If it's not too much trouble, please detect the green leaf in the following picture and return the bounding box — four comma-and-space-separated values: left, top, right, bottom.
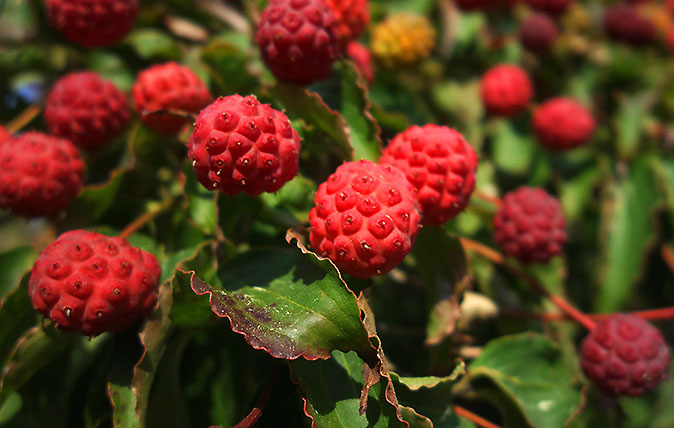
337, 61, 382, 162
0, 246, 36, 300
190, 245, 376, 361
127, 29, 180, 60
0, 276, 39, 366
597, 157, 659, 312
201, 34, 259, 95
468, 333, 582, 428
614, 93, 649, 160
290, 350, 408, 428
491, 120, 535, 176
181, 160, 218, 235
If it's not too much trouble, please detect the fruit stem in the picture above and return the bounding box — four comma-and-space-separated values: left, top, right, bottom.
6, 105, 41, 134
119, 197, 178, 240
459, 237, 596, 331
230, 382, 272, 428
502, 306, 674, 322
141, 108, 197, 122
454, 405, 502, 428
473, 189, 501, 207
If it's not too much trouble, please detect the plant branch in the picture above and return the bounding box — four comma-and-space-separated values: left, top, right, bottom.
230, 382, 272, 428
119, 197, 178, 240
459, 237, 596, 331
501, 306, 674, 322
473, 189, 501, 207
6, 104, 41, 134
454, 405, 502, 428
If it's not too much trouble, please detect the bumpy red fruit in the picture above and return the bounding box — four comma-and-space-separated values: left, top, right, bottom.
533, 97, 595, 151
520, 13, 559, 53
524, 0, 573, 16
480, 64, 533, 117
347, 42, 375, 85
325, 0, 369, 47
45, 0, 138, 48
29, 230, 161, 336
581, 314, 670, 397
309, 160, 421, 279
188, 95, 301, 196
133, 62, 212, 135
380, 125, 478, 226
45, 71, 130, 151
256, 0, 341, 85
604, 4, 656, 46
493, 187, 566, 264
0, 132, 84, 217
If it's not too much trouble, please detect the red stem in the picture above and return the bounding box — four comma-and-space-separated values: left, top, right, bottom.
119, 197, 176, 240
502, 306, 674, 323
454, 405, 502, 428
231, 384, 272, 428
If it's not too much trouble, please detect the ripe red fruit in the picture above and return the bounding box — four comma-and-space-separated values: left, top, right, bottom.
132, 62, 212, 136
480, 64, 534, 117
325, 0, 369, 47
604, 4, 656, 46
520, 13, 559, 53
188, 95, 301, 196
346, 42, 375, 85
454, 0, 496, 11
380, 125, 478, 226
493, 187, 566, 264
45, 0, 138, 48
45, 71, 131, 151
524, 0, 573, 16
309, 160, 421, 279
0, 132, 84, 217
581, 314, 670, 397
256, 0, 341, 85
532, 97, 596, 151
29, 230, 161, 337
0, 125, 9, 143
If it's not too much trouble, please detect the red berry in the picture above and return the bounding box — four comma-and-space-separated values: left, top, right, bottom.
132, 62, 212, 136
604, 4, 656, 46
309, 160, 421, 279
188, 95, 301, 196
532, 97, 596, 151
0, 132, 84, 217
493, 187, 566, 264
256, 0, 341, 85
581, 314, 670, 397
0, 125, 9, 143
45, 71, 131, 151
325, 0, 370, 47
454, 0, 496, 11
346, 42, 375, 85
45, 0, 138, 48
524, 0, 573, 16
480, 64, 534, 117
29, 230, 161, 337
520, 13, 559, 53
380, 125, 478, 226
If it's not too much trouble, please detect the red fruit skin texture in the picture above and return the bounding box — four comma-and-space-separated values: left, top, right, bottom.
533, 97, 596, 151
493, 187, 566, 264
188, 95, 301, 196
0, 132, 84, 217
45, 71, 131, 151
325, 0, 369, 47
454, 0, 496, 11
309, 160, 421, 279
346, 42, 375, 85
256, 0, 341, 85
604, 4, 656, 46
480, 64, 534, 117
29, 230, 161, 337
133, 62, 212, 136
520, 13, 559, 53
45, 0, 138, 48
380, 125, 478, 226
581, 314, 670, 397
524, 0, 573, 16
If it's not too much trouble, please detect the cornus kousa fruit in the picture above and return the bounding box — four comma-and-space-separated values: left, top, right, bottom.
0, 125, 8, 143
520, 13, 559, 53
256, 0, 341, 85
0, 132, 84, 217
346, 42, 375, 85
604, 4, 656, 46
581, 314, 670, 397
133, 62, 212, 135
480, 64, 533, 117
524, 0, 573, 16
45, 0, 138, 48
45, 71, 130, 151
325, 0, 369, 47
533, 97, 596, 151
371, 13, 436, 69
380, 125, 478, 226
29, 230, 161, 337
493, 187, 566, 264
188, 95, 301, 196
309, 160, 421, 279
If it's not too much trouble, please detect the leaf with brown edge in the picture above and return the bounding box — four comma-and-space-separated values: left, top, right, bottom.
189, 231, 376, 362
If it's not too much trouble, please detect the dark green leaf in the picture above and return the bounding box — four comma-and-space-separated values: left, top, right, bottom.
0, 247, 36, 300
